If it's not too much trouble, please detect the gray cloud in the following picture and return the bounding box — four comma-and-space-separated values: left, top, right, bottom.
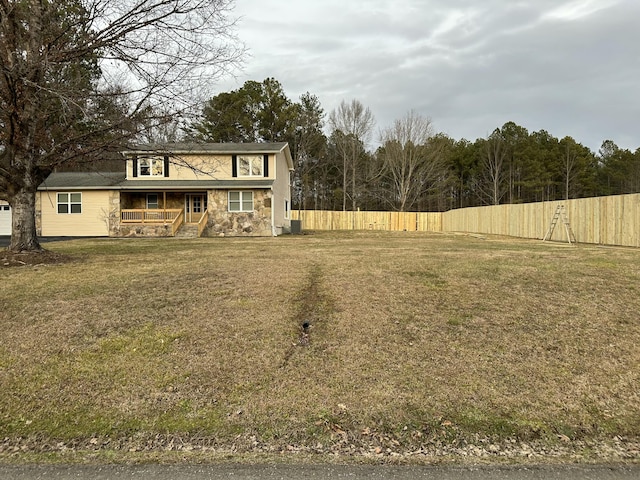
220, 0, 640, 152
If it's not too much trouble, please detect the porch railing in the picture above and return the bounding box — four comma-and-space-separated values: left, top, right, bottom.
121, 209, 183, 224
170, 210, 185, 236
197, 210, 209, 237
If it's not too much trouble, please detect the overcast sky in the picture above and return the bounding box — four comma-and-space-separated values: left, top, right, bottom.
218, 0, 640, 153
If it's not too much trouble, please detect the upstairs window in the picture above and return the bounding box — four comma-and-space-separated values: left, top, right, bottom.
133, 156, 169, 177
139, 157, 164, 176
233, 154, 268, 177
57, 193, 82, 214
239, 155, 262, 176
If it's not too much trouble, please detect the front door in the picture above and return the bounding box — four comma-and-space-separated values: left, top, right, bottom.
185, 194, 206, 223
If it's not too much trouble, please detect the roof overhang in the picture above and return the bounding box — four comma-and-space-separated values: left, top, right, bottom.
37, 173, 274, 191
122, 142, 295, 172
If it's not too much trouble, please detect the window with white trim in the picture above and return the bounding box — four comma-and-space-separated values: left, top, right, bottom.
238, 155, 263, 177
228, 191, 253, 212
284, 199, 290, 219
147, 194, 159, 209
57, 193, 82, 214
139, 156, 164, 177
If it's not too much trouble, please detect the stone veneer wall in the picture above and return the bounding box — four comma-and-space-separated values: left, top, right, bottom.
108, 191, 120, 236
108, 189, 274, 237
116, 223, 174, 237
35, 193, 42, 236
206, 189, 273, 236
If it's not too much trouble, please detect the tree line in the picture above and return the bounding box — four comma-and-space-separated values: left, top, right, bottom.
1, 0, 637, 252
186, 78, 640, 212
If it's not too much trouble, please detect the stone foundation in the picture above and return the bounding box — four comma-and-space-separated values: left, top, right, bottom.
114, 223, 174, 237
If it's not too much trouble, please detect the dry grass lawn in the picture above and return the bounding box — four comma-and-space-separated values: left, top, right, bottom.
0, 231, 638, 460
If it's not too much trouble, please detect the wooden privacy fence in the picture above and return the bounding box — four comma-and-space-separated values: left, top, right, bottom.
291, 193, 640, 247
292, 210, 442, 232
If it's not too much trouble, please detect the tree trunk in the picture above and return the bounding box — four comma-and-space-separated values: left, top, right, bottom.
342, 154, 347, 211
8, 189, 43, 252
351, 160, 357, 212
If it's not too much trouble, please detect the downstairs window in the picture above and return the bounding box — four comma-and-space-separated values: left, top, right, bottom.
228, 191, 254, 212
57, 193, 82, 214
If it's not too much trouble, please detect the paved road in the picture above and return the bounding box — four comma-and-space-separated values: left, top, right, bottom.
0, 464, 638, 480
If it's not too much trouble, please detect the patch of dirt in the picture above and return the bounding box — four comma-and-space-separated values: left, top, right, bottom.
1, 249, 75, 268
0, 432, 638, 464
281, 263, 334, 367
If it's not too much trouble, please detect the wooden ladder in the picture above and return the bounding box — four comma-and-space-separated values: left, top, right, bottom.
543, 204, 576, 244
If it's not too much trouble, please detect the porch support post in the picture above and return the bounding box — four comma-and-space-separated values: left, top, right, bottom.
163, 191, 167, 224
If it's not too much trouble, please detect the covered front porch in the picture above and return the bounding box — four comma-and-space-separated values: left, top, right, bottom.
118, 191, 209, 237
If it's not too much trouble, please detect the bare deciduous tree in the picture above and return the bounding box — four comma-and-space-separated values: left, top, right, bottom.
378, 111, 448, 212
0, 0, 244, 251
480, 130, 508, 205
328, 99, 374, 211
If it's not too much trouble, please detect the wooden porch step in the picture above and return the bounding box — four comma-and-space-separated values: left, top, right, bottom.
175, 223, 199, 238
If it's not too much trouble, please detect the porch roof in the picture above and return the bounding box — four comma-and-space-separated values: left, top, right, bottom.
38, 172, 274, 191
119, 179, 274, 190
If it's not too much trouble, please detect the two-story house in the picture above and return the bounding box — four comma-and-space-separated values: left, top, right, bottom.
36, 143, 294, 237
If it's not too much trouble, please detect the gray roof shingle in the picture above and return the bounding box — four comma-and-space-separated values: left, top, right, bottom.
39, 172, 125, 189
